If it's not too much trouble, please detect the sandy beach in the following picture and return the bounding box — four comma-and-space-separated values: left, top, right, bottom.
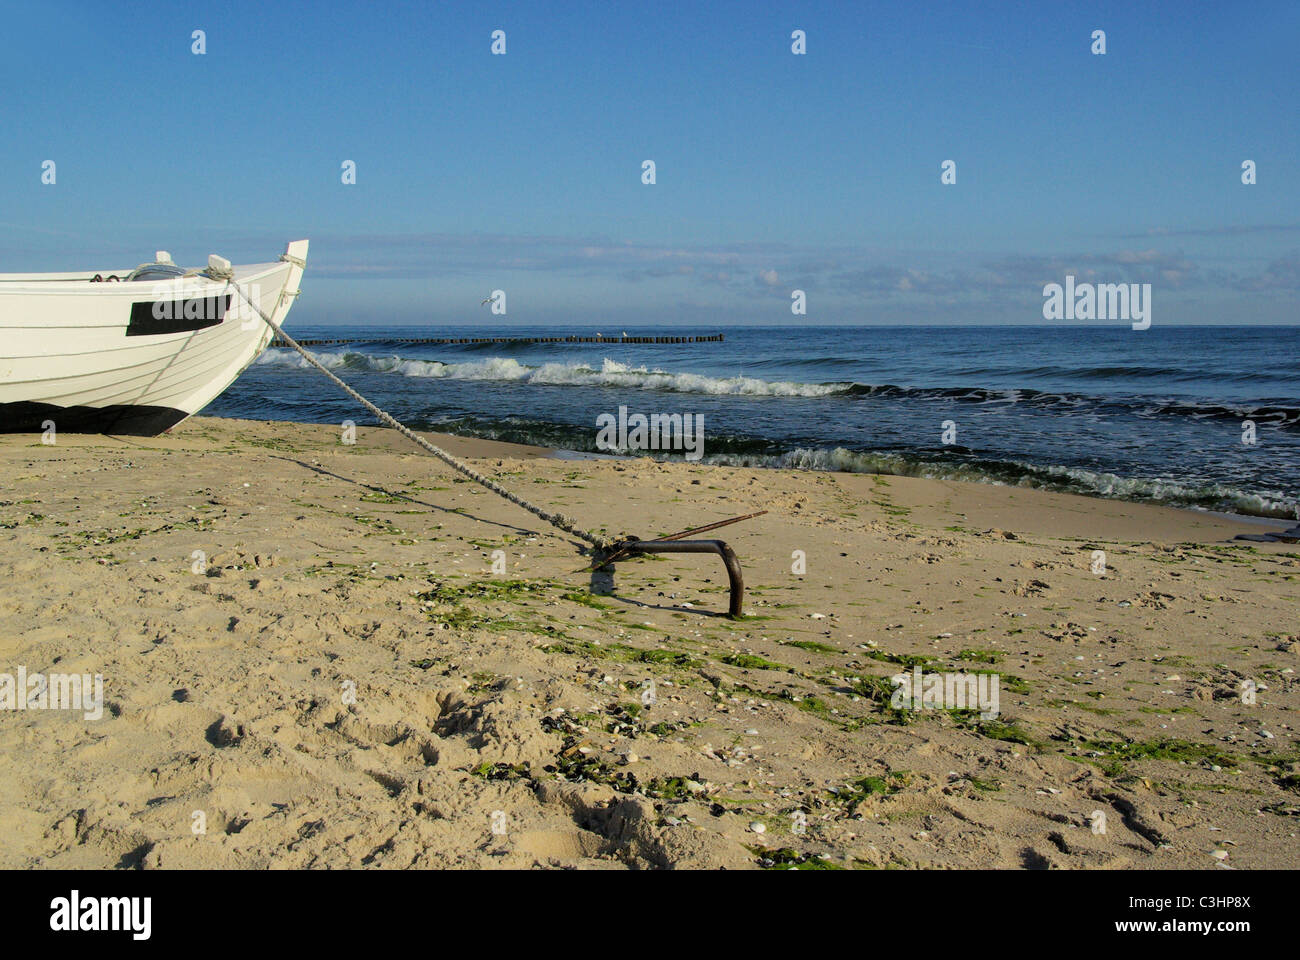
1, 415, 1297, 869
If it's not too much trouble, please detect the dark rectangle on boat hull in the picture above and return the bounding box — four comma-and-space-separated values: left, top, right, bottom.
0, 401, 189, 436
126, 295, 231, 336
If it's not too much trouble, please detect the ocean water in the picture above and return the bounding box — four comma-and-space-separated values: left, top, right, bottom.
208, 325, 1300, 520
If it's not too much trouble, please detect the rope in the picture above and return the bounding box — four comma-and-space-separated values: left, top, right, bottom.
221, 273, 618, 552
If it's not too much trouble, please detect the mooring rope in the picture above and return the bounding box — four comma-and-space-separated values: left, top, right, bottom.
220, 271, 618, 552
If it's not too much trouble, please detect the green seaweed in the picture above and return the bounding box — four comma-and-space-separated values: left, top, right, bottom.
722, 653, 792, 672
784, 640, 837, 653
560, 590, 611, 610
1059, 736, 1239, 777
831, 770, 912, 814
754, 847, 843, 870
469, 761, 532, 781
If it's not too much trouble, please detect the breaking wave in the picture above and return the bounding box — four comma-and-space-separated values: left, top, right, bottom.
259, 351, 845, 397
414, 415, 1299, 520
705, 448, 1300, 519
258, 348, 1300, 429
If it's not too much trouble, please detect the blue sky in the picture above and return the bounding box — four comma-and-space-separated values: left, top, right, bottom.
3, 0, 1297, 325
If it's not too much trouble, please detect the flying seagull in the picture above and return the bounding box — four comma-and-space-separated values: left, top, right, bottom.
480, 296, 493, 306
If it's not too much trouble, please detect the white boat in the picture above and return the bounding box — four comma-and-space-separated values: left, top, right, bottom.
0, 239, 307, 436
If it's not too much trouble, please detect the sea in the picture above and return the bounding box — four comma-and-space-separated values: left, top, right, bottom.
208, 324, 1300, 521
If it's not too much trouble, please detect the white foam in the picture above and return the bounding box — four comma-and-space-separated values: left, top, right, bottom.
258, 351, 845, 397
704, 447, 1300, 519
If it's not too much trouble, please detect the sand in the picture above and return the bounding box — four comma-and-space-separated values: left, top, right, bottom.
1, 415, 1297, 869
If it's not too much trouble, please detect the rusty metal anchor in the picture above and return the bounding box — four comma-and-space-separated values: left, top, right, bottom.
588, 510, 765, 618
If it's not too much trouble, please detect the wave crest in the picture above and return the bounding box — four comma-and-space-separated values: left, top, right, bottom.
257, 349, 1300, 429
259, 351, 845, 397
706, 447, 1300, 519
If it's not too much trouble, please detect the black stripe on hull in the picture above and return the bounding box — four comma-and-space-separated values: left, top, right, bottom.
0, 401, 189, 436
127, 296, 231, 337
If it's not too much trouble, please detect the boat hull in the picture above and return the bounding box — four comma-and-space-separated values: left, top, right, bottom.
0, 240, 307, 436
0, 400, 190, 435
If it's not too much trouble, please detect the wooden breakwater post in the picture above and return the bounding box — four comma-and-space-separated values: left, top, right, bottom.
273, 333, 726, 348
